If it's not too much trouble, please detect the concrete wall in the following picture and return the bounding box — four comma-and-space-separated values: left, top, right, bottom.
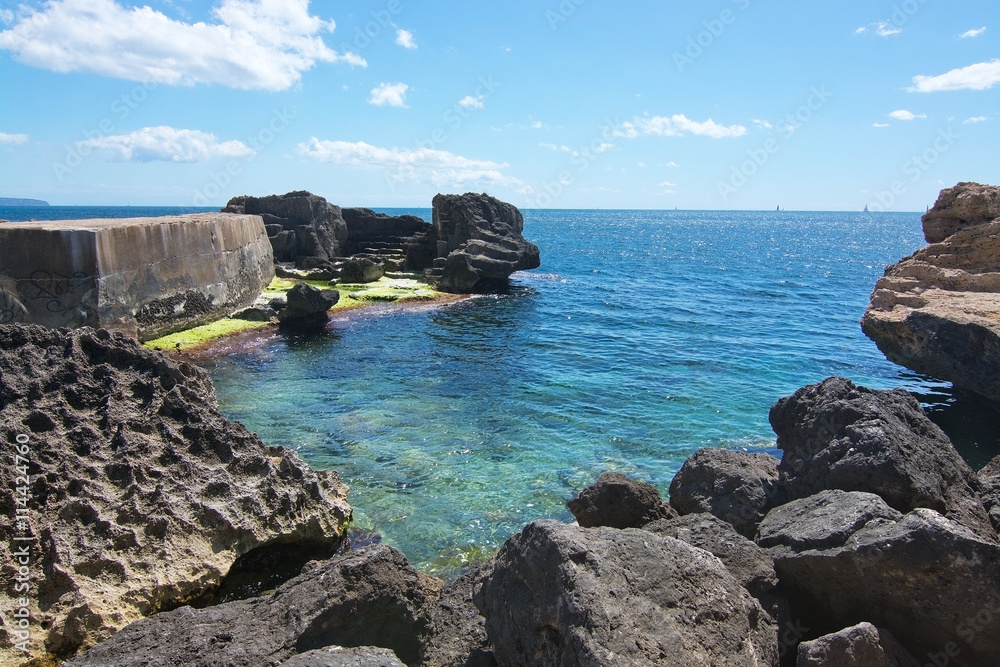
0, 214, 275, 340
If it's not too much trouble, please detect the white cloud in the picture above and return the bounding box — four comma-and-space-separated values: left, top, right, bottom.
663, 161, 679, 167
297, 138, 522, 189
0, 132, 28, 145
856, 21, 902, 37
752, 118, 773, 129
612, 114, 747, 139
395, 29, 416, 49
458, 95, 485, 109
909, 59, 1000, 92
964, 116, 988, 124
77, 126, 254, 162
369, 82, 408, 107
888, 109, 926, 121
0, 0, 363, 91
872, 123, 890, 128
960, 27, 987, 39
659, 181, 677, 188
540, 143, 572, 153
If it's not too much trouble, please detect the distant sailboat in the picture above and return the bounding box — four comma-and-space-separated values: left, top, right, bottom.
776, 205, 780, 211
864, 204, 869, 213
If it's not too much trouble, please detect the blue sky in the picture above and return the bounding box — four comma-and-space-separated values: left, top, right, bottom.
0, 0, 997, 210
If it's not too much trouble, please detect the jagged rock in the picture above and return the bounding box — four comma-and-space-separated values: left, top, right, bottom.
277, 283, 340, 330
474, 520, 778, 667
0, 324, 351, 664
567, 471, 677, 529
339, 257, 385, 284
769, 377, 995, 540
231, 304, 278, 322
796, 623, 920, 667
69, 545, 442, 667
645, 513, 778, 599
980, 455, 1000, 533
430, 193, 541, 292
921, 181, 1000, 243
226, 191, 349, 270
668, 448, 785, 538
342, 208, 437, 271
759, 497, 1000, 667
421, 563, 496, 667
278, 646, 406, 667
861, 182, 1000, 403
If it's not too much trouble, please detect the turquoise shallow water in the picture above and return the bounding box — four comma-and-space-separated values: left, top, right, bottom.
201, 209, 1000, 577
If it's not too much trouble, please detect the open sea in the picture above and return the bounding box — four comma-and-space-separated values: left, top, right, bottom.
6, 206, 999, 578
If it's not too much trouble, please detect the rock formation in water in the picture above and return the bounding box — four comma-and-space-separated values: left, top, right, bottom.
566, 470, 677, 528
861, 181, 1000, 403
277, 282, 340, 330
0, 324, 352, 665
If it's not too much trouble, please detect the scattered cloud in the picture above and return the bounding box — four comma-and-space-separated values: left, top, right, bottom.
856, 21, 902, 37
0, 132, 28, 145
662, 161, 679, 167
964, 116, 988, 124
909, 59, 1000, 92
0, 0, 364, 91
888, 109, 926, 121
752, 119, 773, 130
612, 114, 747, 139
637, 162, 646, 168
659, 181, 677, 187
960, 27, 987, 39
458, 95, 485, 109
76, 126, 254, 162
872, 123, 890, 128
369, 82, 408, 107
529, 120, 545, 130
297, 138, 522, 189
540, 143, 572, 153
395, 29, 416, 49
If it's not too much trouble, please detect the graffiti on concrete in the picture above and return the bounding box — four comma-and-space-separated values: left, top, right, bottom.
22, 270, 93, 322
0, 286, 27, 323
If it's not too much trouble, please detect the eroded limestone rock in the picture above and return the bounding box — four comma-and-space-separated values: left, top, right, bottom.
567, 471, 676, 529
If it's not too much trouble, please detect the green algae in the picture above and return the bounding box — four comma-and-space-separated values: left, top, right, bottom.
144, 318, 270, 351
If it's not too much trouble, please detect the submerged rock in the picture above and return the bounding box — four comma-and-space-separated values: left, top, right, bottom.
0, 324, 352, 663
769, 377, 994, 540
567, 471, 677, 528
796, 622, 920, 667
474, 520, 778, 666
861, 181, 1000, 403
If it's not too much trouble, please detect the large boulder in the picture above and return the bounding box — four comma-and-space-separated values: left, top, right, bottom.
69, 545, 442, 667
668, 448, 785, 538
796, 623, 919, 667
567, 471, 677, 529
474, 520, 778, 666
769, 377, 995, 540
339, 257, 386, 284
420, 563, 495, 667
0, 324, 352, 664
861, 182, 1000, 403
277, 282, 340, 330
430, 193, 541, 292
758, 493, 1000, 667
226, 191, 349, 270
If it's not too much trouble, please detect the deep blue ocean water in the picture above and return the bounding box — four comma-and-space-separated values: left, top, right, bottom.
6, 206, 998, 577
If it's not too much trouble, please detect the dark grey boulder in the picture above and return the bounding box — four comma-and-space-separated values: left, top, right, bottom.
474, 520, 778, 667
68, 545, 443, 667
340, 257, 385, 284
760, 499, 1000, 667
668, 448, 785, 538
277, 282, 340, 329
980, 455, 1000, 534
796, 622, 920, 667
277, 646, 406, 667
421, 563, 496, 667
568, 471, 677, 529
769, 376, 995, 540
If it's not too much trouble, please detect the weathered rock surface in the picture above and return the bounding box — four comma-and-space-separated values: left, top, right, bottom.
474, 520, 778, 666
760, 498, 1000, 667
0, 324, 352, 664
861, 182, 1000, 403
668, 448, 784, 538
278, 647, 407, 667
339, 257, 386, 284
430, 193, 541, 292
567, 471, 677, 529
769, 377, 994, 540
0, 213, 274, 340
796, 622, 919, 667
980, 455, 1000, 533
645, 513, 778, 599
277, 282, 340, 329
69, 544, 442, 667
342, 208, 437, 272
421, 563, 496, 667
225, 191, 348, 270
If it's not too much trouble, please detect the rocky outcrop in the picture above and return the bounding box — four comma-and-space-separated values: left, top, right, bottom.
567, 471, 677, 528
278, 647, 407, 667
0, 324, 351, 664
342, 208, 437, 272
69, 544, 441, 667
796, 623, 919, 667
277, 282, 340, 330
668, 448, 785, 538
769, 377, 995, 540
420, 563, 495, 667
429, 194, 541, 292
0, 213, 274, 340
980, 455, 1000, 532
861, 182, 1000, 403
474, 519, 778, 666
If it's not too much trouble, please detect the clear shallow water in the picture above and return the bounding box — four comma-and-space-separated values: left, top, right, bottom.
201, 209, 1000, 577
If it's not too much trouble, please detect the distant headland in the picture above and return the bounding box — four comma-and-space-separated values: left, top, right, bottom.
0, 197, 49, 206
